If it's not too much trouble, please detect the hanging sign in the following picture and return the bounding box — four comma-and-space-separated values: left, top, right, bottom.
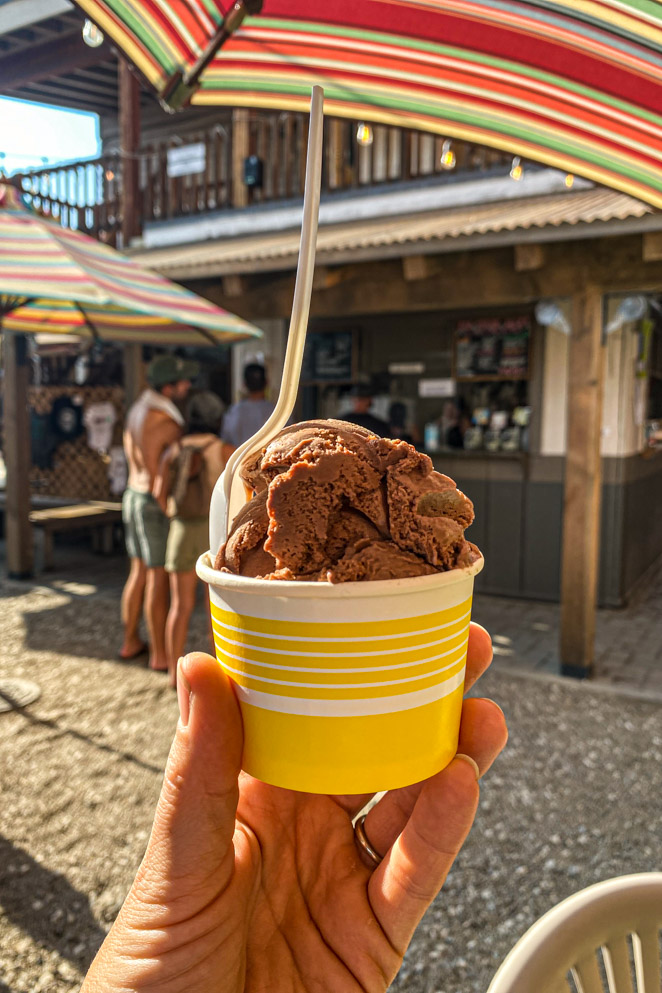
167, 142, 206, 177
389, 362, 425, 375
418, 378, 456, 398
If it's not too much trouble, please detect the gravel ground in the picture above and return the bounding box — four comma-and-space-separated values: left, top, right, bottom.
1, 568, 661, 993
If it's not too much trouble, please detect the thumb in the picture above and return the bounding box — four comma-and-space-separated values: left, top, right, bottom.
131, 652, 244, 915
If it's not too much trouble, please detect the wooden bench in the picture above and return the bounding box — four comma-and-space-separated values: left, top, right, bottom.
29, 501, 123, 570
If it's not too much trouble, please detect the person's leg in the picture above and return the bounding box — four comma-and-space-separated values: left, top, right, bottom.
119, 489, 147, 659
165, 571, 198, 686
119, 556, 147, 658
145, 566, 170, 672
136, 494, 170, 673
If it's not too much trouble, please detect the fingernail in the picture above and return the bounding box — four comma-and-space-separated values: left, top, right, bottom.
177, 658, 191, 727
482, 698, 505, 718
455, 753, 480, 781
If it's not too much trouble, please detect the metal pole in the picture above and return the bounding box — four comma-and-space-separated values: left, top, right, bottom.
3, 330, 33, 578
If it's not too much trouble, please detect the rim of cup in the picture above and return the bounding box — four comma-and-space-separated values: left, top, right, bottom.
196, 550, 484, 599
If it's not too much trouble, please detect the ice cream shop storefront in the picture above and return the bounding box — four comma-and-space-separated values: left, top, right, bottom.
137, 190, 662, 612
295, 293, 662, 608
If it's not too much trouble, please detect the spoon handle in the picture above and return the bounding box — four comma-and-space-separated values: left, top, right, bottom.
209, 85, 325, 556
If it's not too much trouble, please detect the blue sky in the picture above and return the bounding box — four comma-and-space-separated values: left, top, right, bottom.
0, 97, 100, 175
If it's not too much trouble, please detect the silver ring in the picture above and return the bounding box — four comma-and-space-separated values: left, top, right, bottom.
354, 814, 383, 868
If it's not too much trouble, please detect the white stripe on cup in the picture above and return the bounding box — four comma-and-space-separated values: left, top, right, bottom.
211, 608, 472, 643
212, 619, 470, 658
214, 638, 467, 675
233, 667, 466, 716
216, 651, 465, 690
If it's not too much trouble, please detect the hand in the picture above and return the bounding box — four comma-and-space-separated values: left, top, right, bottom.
82, 625, 507, 993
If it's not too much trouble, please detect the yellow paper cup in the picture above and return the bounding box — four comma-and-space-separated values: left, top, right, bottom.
196, 552, 484, 794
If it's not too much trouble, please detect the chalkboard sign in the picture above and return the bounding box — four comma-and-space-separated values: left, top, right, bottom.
454, 315, 531, 380
302, 331, 353, 381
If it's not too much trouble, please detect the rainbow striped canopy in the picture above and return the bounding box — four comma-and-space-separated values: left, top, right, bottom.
0, 186, 261, 345
72, 0, 662, 208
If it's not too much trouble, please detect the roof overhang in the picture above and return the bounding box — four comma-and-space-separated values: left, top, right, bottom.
130, 184, 659, 282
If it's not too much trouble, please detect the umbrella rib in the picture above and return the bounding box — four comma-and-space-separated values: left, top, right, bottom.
0, 295, 30, 318
161, 0, 263, 106
76, 304, 102, 341
190, 324, 223, 347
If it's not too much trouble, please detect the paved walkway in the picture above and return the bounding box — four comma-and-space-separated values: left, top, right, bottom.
473, 556, 662, 697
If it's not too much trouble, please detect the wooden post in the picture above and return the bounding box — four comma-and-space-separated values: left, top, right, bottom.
559, 284, 605, 677
123, 342, 143, 407
232, 108, 250, 208
119, 57, 141, 247
3, 332, 33, 578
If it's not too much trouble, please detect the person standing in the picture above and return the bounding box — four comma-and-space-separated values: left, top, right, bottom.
153, 392, 227, 685
221, 363, 275, 453
344, 382, 391, 435
120, 354, 198, 672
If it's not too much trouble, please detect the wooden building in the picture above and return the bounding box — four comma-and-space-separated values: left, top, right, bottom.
134, 192, 662, 616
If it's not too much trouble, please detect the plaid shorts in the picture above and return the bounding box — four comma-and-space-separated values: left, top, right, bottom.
122, 488, 169, 569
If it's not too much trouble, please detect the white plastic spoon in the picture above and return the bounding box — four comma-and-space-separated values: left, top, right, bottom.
209, 85, 324, 558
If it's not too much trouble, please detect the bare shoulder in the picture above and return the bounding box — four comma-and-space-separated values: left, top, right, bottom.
143, 408, 176, 430
146, 410, 181, 439
142, 411, 182, 464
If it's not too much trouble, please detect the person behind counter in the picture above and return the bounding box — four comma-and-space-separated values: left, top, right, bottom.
345, 382, 391, 435
445, 398, 471, 449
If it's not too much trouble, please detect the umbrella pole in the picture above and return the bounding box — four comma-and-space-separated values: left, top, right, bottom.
2, 326, 33, 578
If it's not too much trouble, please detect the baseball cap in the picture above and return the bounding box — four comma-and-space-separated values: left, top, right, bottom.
147, 355, 199, 388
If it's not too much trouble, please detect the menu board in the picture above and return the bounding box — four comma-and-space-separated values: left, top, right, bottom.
454, 315, 531, 379
302, 331, 353, 381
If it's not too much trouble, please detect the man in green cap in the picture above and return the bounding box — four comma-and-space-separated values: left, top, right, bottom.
120, 354, 198, 672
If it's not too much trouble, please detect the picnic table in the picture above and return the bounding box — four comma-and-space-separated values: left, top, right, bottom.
28, 501, 123, 570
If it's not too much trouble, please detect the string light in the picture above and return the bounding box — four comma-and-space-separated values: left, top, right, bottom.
82, 19, 104, 48
440, 139, 456, 170
564, 173, 575, 188
356, 123, 374, 146
510, 156, 523, 181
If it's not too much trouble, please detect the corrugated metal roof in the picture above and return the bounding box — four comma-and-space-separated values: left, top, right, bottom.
133, 189, 656, 281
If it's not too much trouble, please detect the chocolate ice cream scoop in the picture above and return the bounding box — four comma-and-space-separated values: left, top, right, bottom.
215, 419, 480, 582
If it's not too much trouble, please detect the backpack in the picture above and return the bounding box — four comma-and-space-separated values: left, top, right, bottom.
167, 440, 215, 520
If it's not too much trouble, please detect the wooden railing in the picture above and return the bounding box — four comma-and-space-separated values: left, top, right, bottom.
17, 154, 123, 246
14, 113, 514, 245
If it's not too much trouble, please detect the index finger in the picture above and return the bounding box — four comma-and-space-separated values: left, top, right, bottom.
464, 622, 493, 693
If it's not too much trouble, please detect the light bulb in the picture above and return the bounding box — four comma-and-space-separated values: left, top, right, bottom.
82, 19, 104, 48
564, 173, 574, 188
440, 139, 456, 170
510, 156, 523, 181
105, 169, 115, 181
356, 123, 373, 146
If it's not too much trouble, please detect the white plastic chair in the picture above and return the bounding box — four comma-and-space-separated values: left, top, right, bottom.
487, 873, 662, 993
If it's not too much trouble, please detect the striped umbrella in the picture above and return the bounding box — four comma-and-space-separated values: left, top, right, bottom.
71, 0, 662, 208
0, 184, 261, 345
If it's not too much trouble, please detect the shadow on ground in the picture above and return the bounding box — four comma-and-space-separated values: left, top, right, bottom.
16, 588, 138, 662
5, 701, 164, 776
8, 569, 209, 666
0, 835, 106, 970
